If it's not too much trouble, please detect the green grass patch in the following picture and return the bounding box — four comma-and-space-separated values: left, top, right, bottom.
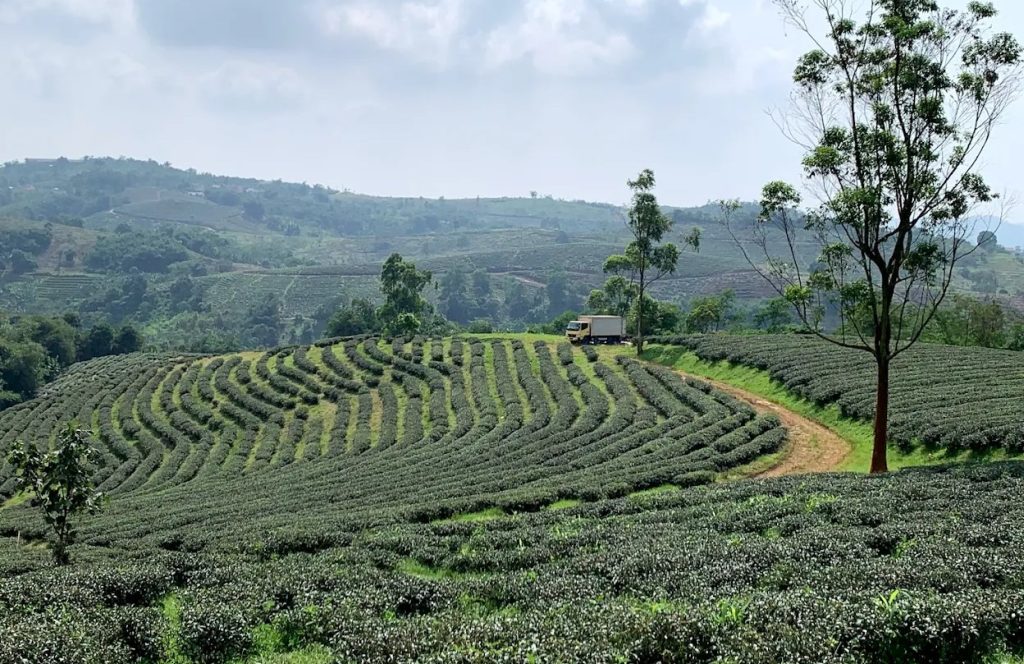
628, 484, 680, 500
547, 499, 581, 510
245, 645, 333, 663
160, 593, 187, 664
717, 447, 789, 481
249, 622, 334, 664
433, 507, 505, 524
395, 558, 488, 582
1, 492, 31, 510
642, 345, 1008, 473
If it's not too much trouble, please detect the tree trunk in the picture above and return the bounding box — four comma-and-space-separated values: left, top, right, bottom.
870, 356, 890, 474
635, 286, 644, 356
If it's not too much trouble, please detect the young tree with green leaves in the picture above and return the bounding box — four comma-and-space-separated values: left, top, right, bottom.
606, 169, 700, 355
7, 423, 104, 565
723, 0, 1020, 473
586, 275, 637, 318
377, 253, 433, 336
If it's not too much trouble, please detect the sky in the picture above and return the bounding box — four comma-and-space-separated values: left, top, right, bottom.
0, 0, 1022, 210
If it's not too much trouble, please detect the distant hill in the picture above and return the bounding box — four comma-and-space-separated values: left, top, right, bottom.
1, 157, 1022, 351
994, 223, 1024, 250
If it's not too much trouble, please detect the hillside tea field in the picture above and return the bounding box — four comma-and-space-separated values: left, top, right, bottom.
2, 336, 1024, 661
650, 334, 1024, 453
2, 463, 1024, 662
0, 337, 785, 556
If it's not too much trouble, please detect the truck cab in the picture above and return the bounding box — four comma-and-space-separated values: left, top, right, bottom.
565, 320, 589, 343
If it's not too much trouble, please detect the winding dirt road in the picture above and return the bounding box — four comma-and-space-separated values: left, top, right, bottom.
676, 370, 852, 476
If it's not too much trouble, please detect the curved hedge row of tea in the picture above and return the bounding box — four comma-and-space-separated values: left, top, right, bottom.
0, 336, 785, 553
649, 334, 1024, 453
2, 462, 1023, 663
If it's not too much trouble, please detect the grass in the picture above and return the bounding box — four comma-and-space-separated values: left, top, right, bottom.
0, 492, 31, 511
547, 499, 581, 510
628, 484, 681, 500
243, 645, 333, 663
160, 593, 187, 664
433, 507, 505, 524
396, 558, 486, 581
642, 344, 1007, 473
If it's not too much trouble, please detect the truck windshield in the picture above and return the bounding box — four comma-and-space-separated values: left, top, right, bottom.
566, 322, 581, 331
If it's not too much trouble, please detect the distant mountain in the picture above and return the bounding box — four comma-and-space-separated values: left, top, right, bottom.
994, 223, 1024, 250
972, 215, 1024, 250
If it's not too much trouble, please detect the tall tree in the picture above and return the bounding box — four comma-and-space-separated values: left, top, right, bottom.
7, 423, 104, 565
438, 268, 472, 324
606, 169, 699, 354
377, 253, 433, 335
723, 0, 1020, 472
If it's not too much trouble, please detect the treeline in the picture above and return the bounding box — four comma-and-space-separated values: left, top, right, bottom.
1, 157, 609, 238
0, 313, 142, 409
86, 225, 303, 274
533, 288, 1023, 352
0, 226, 53, 278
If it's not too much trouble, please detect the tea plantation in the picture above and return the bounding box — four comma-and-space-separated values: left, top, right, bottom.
1, 336, 1023, 662
651, 334, 1024, 454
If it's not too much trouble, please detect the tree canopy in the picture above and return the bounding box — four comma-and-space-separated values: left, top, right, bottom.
725, 0, 1022, 472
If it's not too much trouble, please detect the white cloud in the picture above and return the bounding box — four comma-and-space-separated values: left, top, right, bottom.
698, 3, 730, 32
0, 0, 1019, 211
0, 0, 133, 30
484, 0, 634, 76
321, 0, 465, 67
197, 61, 309, 111
677, 0, 792, 95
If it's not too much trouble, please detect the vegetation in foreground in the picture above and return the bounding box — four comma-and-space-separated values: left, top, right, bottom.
2, 462, 1024, 662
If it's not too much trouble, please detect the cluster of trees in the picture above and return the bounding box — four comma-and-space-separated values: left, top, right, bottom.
85, 225, 303, 275
0, 313, 142, 408
326, 254, 593, 339
930, 294, 1024, 350
0, 226, 53, 278
438, 267, 585, 329
326, 254, 443, 338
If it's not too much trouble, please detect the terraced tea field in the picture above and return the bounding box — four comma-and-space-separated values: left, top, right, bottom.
197, 271, 381, 318
651, 334, 1024, 454
0, 273, 104, 313
0, 337, 785, 553
3, 335, 1024, 662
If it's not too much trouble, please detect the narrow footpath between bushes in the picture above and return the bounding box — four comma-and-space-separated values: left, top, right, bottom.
675, 369, 852, 476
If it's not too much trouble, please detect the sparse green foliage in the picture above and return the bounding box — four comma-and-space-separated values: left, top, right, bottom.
6, 423, 104, 565
725, 0, 1022, 472
605, 169, 699, 354
377, 253, 433, 335
685, 290, 737, 333
753, 297, 794, 333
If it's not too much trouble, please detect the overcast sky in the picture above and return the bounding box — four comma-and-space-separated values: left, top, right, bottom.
0, 0, 1021, 209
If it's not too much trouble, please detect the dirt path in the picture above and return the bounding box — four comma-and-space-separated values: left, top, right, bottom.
675, 370, 852, 476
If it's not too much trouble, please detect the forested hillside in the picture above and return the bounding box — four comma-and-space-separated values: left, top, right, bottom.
5, 157, 1020, 352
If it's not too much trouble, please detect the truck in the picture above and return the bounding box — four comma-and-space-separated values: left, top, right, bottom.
565, 315, 626, 345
